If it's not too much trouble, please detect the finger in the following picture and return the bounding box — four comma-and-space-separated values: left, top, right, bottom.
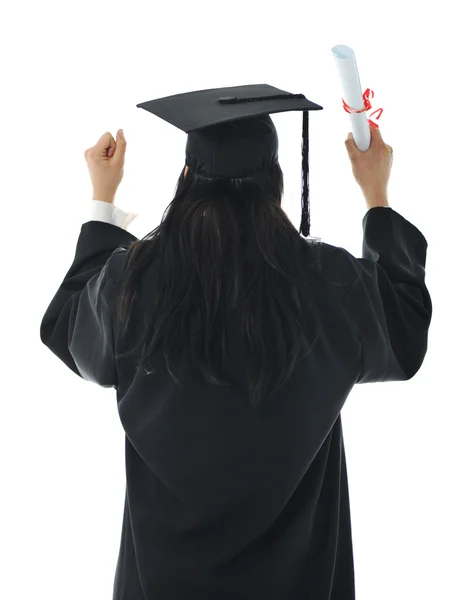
94, 131, 115, 152
371, 127, 390, 153
367, 124, 383, 149
99, 130, 114, 142
370, 123, 383, 139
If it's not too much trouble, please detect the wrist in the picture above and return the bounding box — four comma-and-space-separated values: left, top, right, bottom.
92, 194, 115, 204
362, 189, 389, 209
366, 200, 389, 209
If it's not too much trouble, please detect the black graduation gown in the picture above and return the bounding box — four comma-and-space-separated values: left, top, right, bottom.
40, 206, 432, 600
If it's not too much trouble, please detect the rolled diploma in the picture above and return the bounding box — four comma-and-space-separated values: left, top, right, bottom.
331, 45, 371, 152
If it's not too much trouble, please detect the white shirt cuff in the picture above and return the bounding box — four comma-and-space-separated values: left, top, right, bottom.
90, 200, 138, 230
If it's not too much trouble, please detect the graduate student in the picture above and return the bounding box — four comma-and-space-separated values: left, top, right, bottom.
40, 84, 432, 600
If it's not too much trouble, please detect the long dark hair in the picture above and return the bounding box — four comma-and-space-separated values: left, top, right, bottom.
114, 161, 347, 408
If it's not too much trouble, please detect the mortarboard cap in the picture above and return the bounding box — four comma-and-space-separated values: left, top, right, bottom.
136, 84, 323, 237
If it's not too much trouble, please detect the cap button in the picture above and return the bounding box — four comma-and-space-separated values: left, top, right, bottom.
218, 96, 236, 102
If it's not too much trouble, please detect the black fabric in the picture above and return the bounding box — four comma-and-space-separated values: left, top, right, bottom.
184, 114, 280, 180
136, 84, 322, 135
39, 206, 432, 599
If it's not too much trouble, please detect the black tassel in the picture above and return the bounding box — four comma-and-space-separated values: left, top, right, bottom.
300, 110, 310, 237
218, 94, 311, 236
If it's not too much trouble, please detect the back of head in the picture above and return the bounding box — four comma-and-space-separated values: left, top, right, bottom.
113, 131, 346, 409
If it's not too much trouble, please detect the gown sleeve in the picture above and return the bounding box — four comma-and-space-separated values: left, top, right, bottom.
39, 220, 137, 389
346, 206, 432, 383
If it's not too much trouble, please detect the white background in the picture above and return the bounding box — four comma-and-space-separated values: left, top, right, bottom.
1, 1, 468, 598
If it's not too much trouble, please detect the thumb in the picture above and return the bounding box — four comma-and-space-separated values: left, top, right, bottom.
344, 131, 357, 153
114, 129, 127, 158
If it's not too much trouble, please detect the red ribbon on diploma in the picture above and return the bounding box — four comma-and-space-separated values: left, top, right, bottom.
342, 88, 383, 128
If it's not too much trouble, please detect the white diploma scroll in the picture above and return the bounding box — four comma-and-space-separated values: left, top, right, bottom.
331, 45, 371, 152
